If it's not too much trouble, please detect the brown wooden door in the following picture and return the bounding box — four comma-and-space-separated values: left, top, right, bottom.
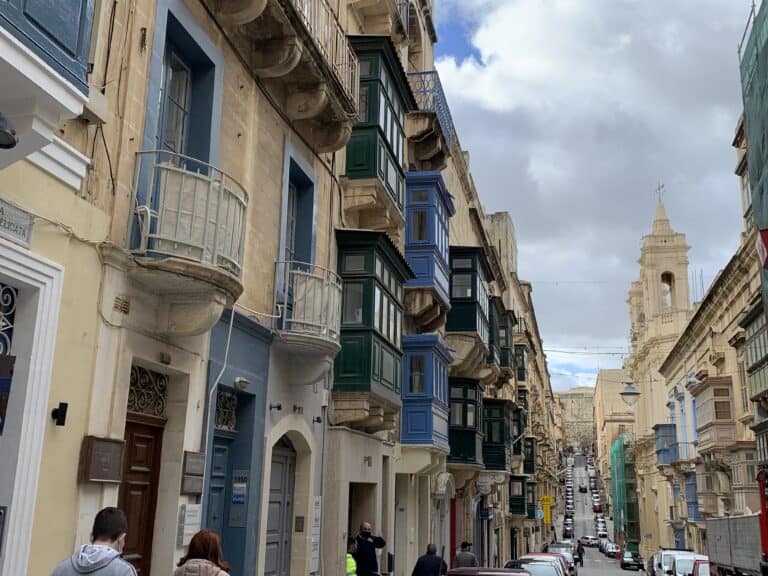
118, 417, 164, 576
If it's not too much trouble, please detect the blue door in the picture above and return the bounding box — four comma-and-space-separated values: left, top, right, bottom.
207, 438, 230, 533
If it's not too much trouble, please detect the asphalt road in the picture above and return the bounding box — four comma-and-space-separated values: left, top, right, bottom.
556, 454, 641, 576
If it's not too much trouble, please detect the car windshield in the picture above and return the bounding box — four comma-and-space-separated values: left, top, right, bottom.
676, 559, 695, 574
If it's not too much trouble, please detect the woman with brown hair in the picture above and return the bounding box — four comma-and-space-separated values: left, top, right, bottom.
174, 529, 230, 576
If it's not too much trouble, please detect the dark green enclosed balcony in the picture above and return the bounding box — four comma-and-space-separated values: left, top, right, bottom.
509, 476, 527, 515
483, 399, 514, 471
343, 36, 416, 240
526, 482, 537, 519
448, 378, 484, 467
515, 344, 528, 381
523, 437, 537, 475
334, 230, 414, 431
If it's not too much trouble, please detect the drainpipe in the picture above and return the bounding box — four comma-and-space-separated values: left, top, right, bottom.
200, 307, 236, 499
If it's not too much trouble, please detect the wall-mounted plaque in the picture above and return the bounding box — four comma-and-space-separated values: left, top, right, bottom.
78, 436, 124, 483
180, 451, 205, 495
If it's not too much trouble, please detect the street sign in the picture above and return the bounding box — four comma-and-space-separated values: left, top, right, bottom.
536, 508, 544, 520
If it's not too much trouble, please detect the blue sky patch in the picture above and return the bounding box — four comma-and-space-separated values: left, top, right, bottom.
435, 9, 482, 62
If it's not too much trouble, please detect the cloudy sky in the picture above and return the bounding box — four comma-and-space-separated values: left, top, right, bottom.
433, 0, 752, 391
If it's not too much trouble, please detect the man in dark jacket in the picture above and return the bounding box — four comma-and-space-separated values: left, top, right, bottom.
354, 521, 386, 576
412, 544, 447, 576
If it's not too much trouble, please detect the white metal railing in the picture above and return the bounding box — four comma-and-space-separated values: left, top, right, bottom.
274, 260, 342, 344
287, 0, 360, 113
130, 150, 248, 277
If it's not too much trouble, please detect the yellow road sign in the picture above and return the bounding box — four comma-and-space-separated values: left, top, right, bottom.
542, 502, 552, 525
540, 495, 555, 505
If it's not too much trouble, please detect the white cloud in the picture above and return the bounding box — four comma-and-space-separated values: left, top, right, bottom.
434, 0, 752, 390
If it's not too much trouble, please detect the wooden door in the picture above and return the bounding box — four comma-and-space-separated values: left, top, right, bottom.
206, 439, 230, 534
264, 442, 295, 576
118, 418, 164, 576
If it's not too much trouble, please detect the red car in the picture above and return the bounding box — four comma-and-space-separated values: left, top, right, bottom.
593, 503, 602, 512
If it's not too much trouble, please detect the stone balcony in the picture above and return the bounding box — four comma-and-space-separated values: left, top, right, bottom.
272, 260, 342, 365
116, 150, 247, 336
407, 70, 454, 172
348, 0, 408, 42
209, 0, 359, 152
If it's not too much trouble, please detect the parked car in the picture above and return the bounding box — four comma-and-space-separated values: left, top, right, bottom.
691, 559, 710, 576
519, 554, 570, 576
593, 503, 603, 512
548, 547, 578, 576
621, 551, 644, 571
604, 543, 621, 557
651, 549, 696, 576
449, 570, 532, 576
580, 535, 600, 547
505, 559, 564, 576
579, 484, 587, 493
669, 554, 708, 576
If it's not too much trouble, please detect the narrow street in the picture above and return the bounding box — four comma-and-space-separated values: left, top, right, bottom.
554, 454, 636, 576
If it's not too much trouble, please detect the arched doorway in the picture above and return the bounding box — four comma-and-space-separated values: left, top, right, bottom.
434, 473, 454, 560
265, 436, 296, 576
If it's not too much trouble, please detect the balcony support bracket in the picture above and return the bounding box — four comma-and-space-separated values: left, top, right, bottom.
252, 35, 303, 78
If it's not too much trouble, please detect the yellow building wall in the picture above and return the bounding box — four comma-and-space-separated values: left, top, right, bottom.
0, 161, 109, 574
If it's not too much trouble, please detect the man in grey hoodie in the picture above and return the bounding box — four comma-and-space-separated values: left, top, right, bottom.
51, 507, 136, 576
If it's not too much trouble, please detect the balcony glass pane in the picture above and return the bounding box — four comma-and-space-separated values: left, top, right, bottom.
410, 355, 425, 393
467, 404, 476, 428
452, 274, 472, 298
451, 386, 463, 399
343, 283, 364, 324
345, 254, 366, 272
413, 210, 427, 241
450, 402, 463, 425
453, 258, 472, 269
374, 286, 381, 332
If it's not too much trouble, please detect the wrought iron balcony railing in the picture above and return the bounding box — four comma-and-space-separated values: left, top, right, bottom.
130, 150, 248, 277
408, 70, 456, 144
274, 260, 342, 347
286, 0, 360, 112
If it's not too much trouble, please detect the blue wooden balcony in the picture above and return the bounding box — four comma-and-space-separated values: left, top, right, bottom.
401, 334, 454, 450
654, 423, 678, 465
0, 1, 94, 94
405, 172, 456, 307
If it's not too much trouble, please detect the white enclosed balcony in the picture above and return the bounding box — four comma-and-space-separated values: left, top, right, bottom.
119, 150, 248, 336
273, 260, 342, 357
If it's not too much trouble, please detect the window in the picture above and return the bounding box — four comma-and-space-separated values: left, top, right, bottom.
344, 254, 366, 272
410, 355, 425, 393
450, 403, 463, 426
705, 476, 713, 491
343, 284, 364, 324
412, 210, 427, 241
452, 274, 472, 298
714, 388, 730, 397
374, 286, 381, 332
160, 48, 191, 153
661, 272, 675, 310
739, 358, 750, 413
412, 190, 429, 203
747, 464, 757, 480
510, 479, 524, 496
714, 401, 731, 420
467, 404, 476, 427
453, 258, 472, 269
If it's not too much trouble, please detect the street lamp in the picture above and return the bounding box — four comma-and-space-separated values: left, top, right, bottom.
620, 381, 641, 407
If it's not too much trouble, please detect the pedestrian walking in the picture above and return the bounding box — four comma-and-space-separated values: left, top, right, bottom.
174, 529, 230, 576
412, 544, 447, 576
50, 506, 136, 576
453, 541, 479, 568
576, 541, 585, 567
346, 537, 358, 576
354, 521, 386, 576
542, 542, 549, 552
